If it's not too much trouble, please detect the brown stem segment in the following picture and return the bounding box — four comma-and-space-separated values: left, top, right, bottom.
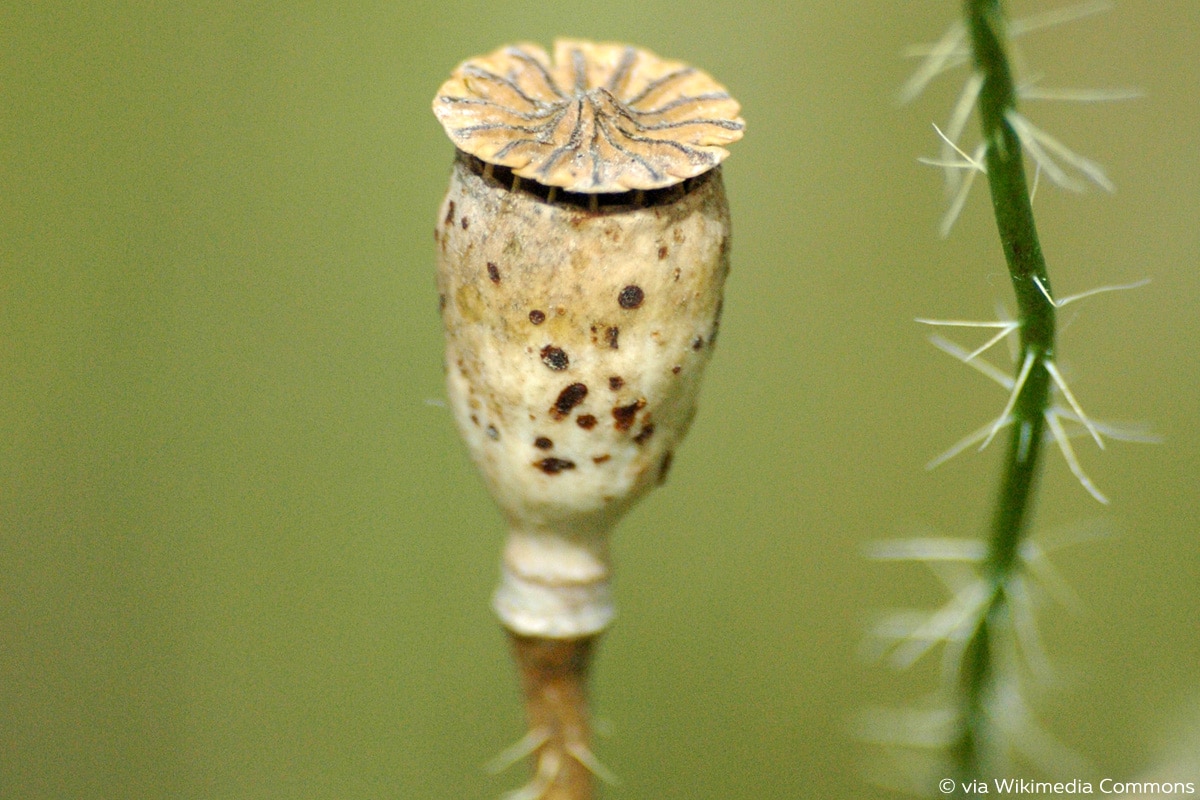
508, 632, 600, 800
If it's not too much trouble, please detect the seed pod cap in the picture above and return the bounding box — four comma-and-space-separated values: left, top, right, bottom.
432, 39, 745, 193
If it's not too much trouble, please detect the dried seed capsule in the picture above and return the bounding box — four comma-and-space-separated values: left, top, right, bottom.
434, 39, 741, 641
434, 38, 742, 800
437, 152, 733, 638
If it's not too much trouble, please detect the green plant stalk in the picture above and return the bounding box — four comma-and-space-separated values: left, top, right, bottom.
954, 0, 1057, 784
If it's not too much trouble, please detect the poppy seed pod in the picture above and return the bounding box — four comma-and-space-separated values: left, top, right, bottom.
433, 39, 742, 799
433, 40, 743, 641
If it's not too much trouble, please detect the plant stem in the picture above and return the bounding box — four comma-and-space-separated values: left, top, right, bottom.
508, 633, 599, 800
955, 0, 1057, 785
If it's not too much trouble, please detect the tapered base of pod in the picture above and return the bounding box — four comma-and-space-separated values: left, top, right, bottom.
506, 631, 603, 800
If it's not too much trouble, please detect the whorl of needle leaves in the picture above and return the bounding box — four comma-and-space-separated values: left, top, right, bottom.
432, 39, 744, 194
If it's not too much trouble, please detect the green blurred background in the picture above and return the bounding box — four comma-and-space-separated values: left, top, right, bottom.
4, 2, 1198, 798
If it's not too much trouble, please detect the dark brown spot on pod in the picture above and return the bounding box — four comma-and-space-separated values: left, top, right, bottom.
692, 336, 704, 351
486, 262, 500, 283
608, 376, 624, 391
658, 245, 669, 259
672, 365, 681, 374
551, 383, 588, 420
529, 309, 546, 325
540, 345, 569, 371
486, 425, 499, 440
576, 414, 597, 430
633, 424, 655, 445
605, 326, 619, 349
444, 201, 455, 226
612, 398, 646, 431
534, 436, 553, 450
438, 294, 447, 313
592, 454, 611, 464
657, 450, 675, 484
461, 216, 469, 230
534, 457, 576, 474
618, 285, 644, 309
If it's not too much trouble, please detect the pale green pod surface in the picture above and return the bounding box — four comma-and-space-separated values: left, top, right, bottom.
432, 40, 742, 639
